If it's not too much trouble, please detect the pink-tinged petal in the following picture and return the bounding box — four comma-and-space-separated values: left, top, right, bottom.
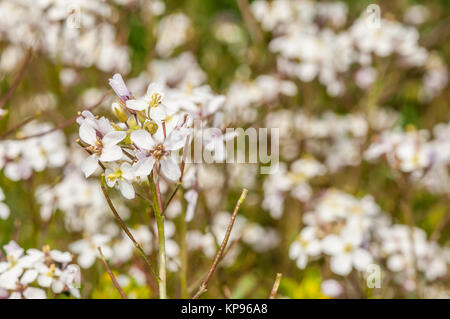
134, 157, 156, 177
102, 130, 126, 147
81, 154, 99, 178
160, 156, 181, 181
100, 145, 123, 162
126, 99, 147, 111
149, 106, 166, 122
131, 130, 156, 150
119, 181, 135, 199
79, 123, 97, 145
109, 73, 131, 101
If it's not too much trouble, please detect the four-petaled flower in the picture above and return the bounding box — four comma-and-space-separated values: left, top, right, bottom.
126, 83, 171, 122
131, 128, 188, 181
79, 121, 126, 178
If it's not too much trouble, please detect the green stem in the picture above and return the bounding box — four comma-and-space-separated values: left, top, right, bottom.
179, 188, 188, 298
148, 171, 167, 299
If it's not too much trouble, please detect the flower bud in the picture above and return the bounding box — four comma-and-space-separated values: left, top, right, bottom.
137, 111, 147, 124
144, 120, 158, 135
111, 101, 128, 122
127, 116, 139, 129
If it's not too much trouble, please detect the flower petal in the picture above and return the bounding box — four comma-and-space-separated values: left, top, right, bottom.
126, 99, 147, 111
79, 123, 97, 145
131, 130, 156, 150
81, 154, 99, 178
160, 156, 181, 181
102, 131, 126, 147
134, 157, 156, 177
119, 181, 135, 199
164, 129, 189, 151
100, 145, 123, 162
149, 106, 167, 122
23, 287, 46, 299
330, 254, 353, 276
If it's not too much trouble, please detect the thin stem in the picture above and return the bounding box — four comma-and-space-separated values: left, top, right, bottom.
269, 273, 282, 299
12, 89, 112, 140
100, 175, 160, 283
0, 49, 33, 109
179, 188, 188, 298
192, 188, 248, 299
236, 0, 263, 44
98, 247, 127, 299
148, 170, 167, 299
0, 111, 41, 140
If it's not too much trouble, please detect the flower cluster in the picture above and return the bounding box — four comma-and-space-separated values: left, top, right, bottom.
289, 189, 449, 293
0, 122, 67, 181
0, 0, 130, 73
0, 241, 80, 299
251, 0, 441, 97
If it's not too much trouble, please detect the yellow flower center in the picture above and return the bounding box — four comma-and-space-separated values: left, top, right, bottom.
149, 93, 162, 108
107, 169, 123, 182
46, 264, 55, 277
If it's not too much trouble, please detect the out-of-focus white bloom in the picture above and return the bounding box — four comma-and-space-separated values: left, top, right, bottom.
0, 187, 10, 220
156, 13, 191, 57
404, 5, 430, 25
0, 122, 68, 181
289, 227, 321, 269
0, 241, 79, 298
0, 0, 130, 73
322, 229, 372, 276
252, 0, 428, 95
70, 234, 112, 269
321, 279, 343, 298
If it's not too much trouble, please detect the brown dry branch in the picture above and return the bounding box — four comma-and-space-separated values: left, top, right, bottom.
0, 49, 33, 110
10, 89, 112, 140
269, 273, 282, 299
192, 188, 248, 299
98, 246, 127, 299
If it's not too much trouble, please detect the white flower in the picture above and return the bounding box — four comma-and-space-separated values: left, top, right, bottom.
0, 187, 10, 220
289, 227, 321, 269
131, 127, 189, 181
22, 287, 46, 299
126, 83, 171, 122
70, 234, 112, 269
321, 279, 343, 298
105, 162, 135, 199
79, 122, 126, 177
322, 230, 372, 276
